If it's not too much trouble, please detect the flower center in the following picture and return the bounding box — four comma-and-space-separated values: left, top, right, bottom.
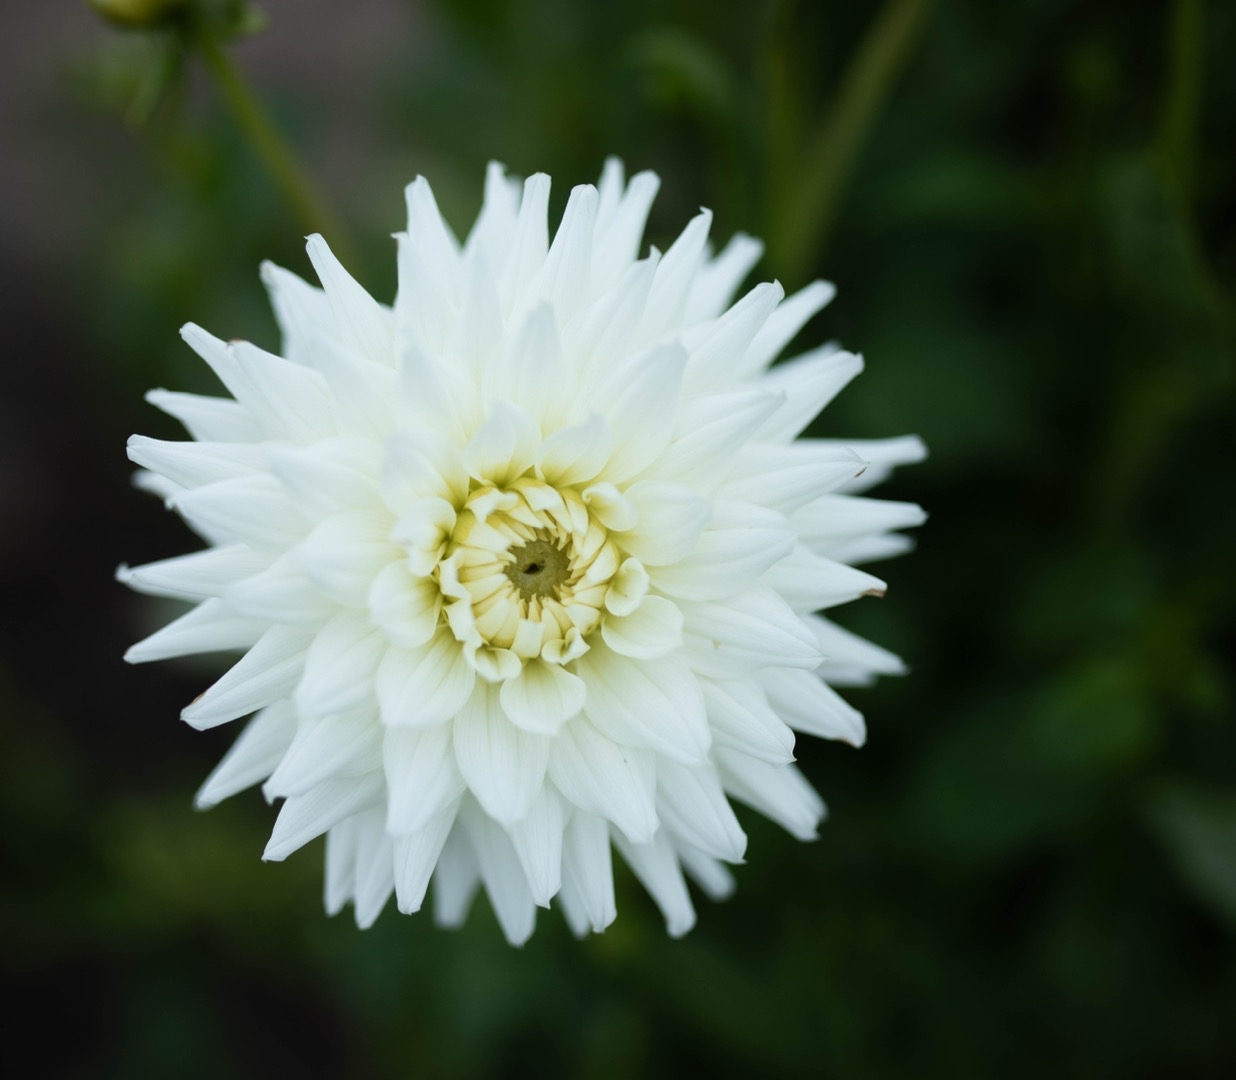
504, 537, 571, 599
435, 479, 620, 675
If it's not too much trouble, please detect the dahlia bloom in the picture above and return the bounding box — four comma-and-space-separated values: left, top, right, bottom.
121, 160, 924, 943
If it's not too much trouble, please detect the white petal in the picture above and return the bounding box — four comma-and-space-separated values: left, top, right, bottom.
581, 482, 636, 532
535, 183, 597, 319
825, 435, 928, 493
738, 279, 836, 378
792, 494, 927, 550
463, 801, 538, 946
269, 437, 383, 519
590, 342, 686, 483
375, 629, 476, 729
577, 643, 710, 764
752, 348, 864, 443
488, 304, 575, 431
384, 724, 466, 834
307, 333, 398, 438
118, 544, 267, 601
640, 209, 711, 336
125, 598, 265, 664
650, 389, 783, 486
558, 811, 617, 934
603, 557, 649, 616
463, 160, 520, 267
225, 555, 337, 624
806, 614, 907, 682
612, 829, 696, 938
395, 328, 481, 446
498, 659, 585, 735
126, 436, 265, 489
404, 176, 463, 302
547, 720, 658, 843
676, 843, 736, 901
393, 799, 461, 913
432, 821, 480, 928
500, 172, 551, 315
761, 545, 887, 612
180, 324, 337, 440
324, 814, 360, 916
380, 428, 469, 512
260, 259, 332, 367
699, 677, 796, 765
454, 684, 550, 825
715, 751, 825, 841
171, 475, 311, 551
680, 587, 821, 677
368, 561, 441, 649
535, 414, 611, 487
461, 403, 541, 488
600, 594, 683, 659
264, 710, 382, 799
145, 388, 261, 443
181, 624, 314, 730
615, 480, 711, 566
826, 532, 917, 565
655, 759, 747, 862
263, 771, 385, 861
294, 611, 385, 717
292, 512, 399, 608
719, 443, 869, 512
683, 280, 783, 390
759, 667, 866, 747
350, 808, 395, 928
648, 501, 793, 601
195, 701, 297, 809
508, 786, 566, 907
306, 233, 394, 364
446, 246, 504, 379
592, 170, 660, 291
686, 231, 763, 321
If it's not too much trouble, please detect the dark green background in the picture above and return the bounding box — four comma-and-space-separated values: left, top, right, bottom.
1, 0, 1233, 1075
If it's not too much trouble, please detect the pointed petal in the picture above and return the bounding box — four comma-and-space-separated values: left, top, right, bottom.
613, 829, 696, 938
499, 659, 585, 735
600, 594, 683, 659
181, 624, 314, 730
759, 667, 867, 747
454, 684, 550, 825
680, 587, 821, 677
577, 643, 710, 764
715, 751, 825, 841
393, 799, 461, 913
263, 771, 385, 861
294, 611, 385, 717
375, 629, 476, 729
384, 723, 467, 835
508, 786, 566, 907
195, 701, 297, 809
655, 759, 747, 862
547, 721, 658, 843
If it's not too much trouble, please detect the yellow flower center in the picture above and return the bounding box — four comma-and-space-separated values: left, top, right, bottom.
436, 479, 621, 676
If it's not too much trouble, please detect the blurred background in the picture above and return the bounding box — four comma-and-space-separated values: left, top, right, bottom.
2, 0, 1233, 1075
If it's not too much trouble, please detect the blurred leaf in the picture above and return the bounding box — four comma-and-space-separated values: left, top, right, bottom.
1147, 783, 1236, 930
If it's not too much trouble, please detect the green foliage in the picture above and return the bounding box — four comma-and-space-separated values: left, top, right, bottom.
4, 0, 1234, 1076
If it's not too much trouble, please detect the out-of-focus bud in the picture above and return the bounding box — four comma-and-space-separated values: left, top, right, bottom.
88, 0, 187, 28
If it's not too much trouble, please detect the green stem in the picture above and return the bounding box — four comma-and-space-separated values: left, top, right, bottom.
770, 0, 933, 280
194, 30, 353, 262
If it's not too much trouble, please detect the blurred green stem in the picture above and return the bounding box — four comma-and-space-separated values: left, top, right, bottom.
194, 29, 353, 261
770, 0, 933, 279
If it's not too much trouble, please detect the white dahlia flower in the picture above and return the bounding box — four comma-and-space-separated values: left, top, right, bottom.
121, 160, 925, 943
